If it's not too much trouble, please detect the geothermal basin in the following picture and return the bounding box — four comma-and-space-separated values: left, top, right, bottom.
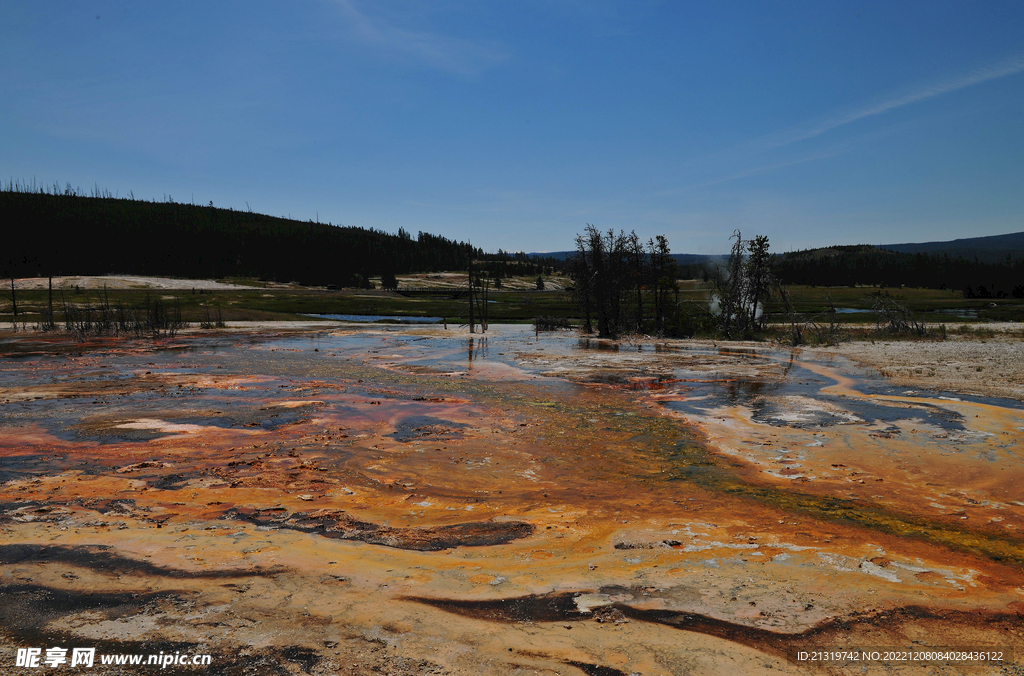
1, 324, 1022, 675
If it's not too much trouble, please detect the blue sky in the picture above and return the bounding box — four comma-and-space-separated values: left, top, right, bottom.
2, 1, 1022, 254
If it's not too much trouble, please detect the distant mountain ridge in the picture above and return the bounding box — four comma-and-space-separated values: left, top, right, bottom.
532, 230, 1024, 266
774, 235, 1023, 295
880, 231, 1024, 263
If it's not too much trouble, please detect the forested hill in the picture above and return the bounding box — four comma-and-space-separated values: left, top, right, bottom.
774, 244, 1024, 297
881, 231, 1024, 263
1, 189, 480, 287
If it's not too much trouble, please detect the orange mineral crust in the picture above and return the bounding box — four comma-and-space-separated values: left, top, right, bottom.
1, 325, 1022, 675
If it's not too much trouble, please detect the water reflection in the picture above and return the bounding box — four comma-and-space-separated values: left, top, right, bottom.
467, 337, 488, 366
577, 338, 619, 352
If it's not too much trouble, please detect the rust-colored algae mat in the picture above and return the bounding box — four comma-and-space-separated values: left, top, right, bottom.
1, 325, 1022, 675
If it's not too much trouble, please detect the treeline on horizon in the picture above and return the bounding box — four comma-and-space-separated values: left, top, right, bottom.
773, 245, 1024, 298
5, 182, 1021, 296
0, 183, 561, 287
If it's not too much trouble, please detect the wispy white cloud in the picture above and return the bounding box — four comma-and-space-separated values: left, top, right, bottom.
332, 0, 510, 78
658, 147, 849, 195
664, 107, 965, 194
765, 52, 1024, 149
661, 58, 1024, 194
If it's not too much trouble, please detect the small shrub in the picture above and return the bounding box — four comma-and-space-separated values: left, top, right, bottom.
532, 316, 572, 331
872, 297, 927, 336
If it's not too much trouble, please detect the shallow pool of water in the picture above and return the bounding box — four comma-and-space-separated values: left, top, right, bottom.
307, 313, 444, 323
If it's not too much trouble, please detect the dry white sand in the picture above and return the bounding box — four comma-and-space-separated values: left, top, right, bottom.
11, 275, 261, 290
816, 333, 1024, 401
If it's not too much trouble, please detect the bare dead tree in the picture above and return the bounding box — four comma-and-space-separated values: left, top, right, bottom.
776, 282, 802, 346
44, 276, 56, 331
711, 231, 775, 338
872, 295, 927, 336
468, 262, 475, 334
8, 276, 16, 332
